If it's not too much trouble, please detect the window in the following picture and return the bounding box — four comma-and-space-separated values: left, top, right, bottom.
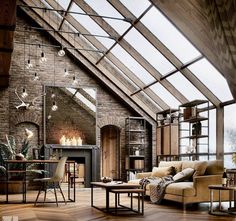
167, 72, 207, 101
111, 44, 155, 84
119, 0, 151, 17
188, 58, 233, 102
84, 0, 130, 35
124, 28, 176, 75
70, 3, 115, 48
149, 83, 180, 108
141, 7, 201, 64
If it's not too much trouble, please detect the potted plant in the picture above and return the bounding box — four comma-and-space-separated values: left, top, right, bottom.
0, 131, 44, 194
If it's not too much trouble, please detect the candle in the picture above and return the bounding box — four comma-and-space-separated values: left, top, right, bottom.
77, 137, 82, 146
60, 135, 66, 145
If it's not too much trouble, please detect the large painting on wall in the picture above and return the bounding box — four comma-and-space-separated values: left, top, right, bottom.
44, 86, 96, 145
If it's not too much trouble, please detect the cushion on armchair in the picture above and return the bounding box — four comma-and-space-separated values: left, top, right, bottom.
151, 166, 175, 177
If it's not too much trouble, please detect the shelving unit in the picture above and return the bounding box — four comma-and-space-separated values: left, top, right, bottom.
178, 100, 209, 160
156, 109, 179, 156
125, 117, 146, 180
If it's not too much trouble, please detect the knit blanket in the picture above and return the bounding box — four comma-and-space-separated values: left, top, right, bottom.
139, 175, 174, 204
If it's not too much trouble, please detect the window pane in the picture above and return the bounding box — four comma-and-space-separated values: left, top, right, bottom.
188, 58, 233, 102
209, 109, 216, 153
58, 0, 70, 9
141, 7, 201, 64
111, 44, 155, 84
70, 3, 115, 48
119, 0, 151, 17
124, 28, 176, 75
149, 83, 180, 108
167, 72, 207, 101
84, 0, 130, 35
224, 104, 236, 153
224, 154, 234, 169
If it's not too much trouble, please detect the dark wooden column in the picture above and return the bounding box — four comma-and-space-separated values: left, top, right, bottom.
0, 0, 16, 88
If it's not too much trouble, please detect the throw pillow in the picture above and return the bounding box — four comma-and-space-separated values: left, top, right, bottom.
151, 166, 175, 178
173, 168, 195, 182
159, 161, 183, 173
182, 161, 208, 177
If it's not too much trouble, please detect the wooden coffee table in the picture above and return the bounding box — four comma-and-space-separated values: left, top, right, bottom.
90, 181, 141, 213
208, 184, 236, 215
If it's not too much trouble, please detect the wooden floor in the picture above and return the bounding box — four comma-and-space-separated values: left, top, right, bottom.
0, 185, 235, 221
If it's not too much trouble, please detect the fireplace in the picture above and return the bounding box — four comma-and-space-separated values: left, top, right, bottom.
45, 145, 100, 187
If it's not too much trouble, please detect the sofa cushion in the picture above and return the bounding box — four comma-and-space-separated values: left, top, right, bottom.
182, 161, 208, 177
205, 160, 223, 175
151, 166, 175, 177
159, 161, 183, 173
173, 168, 195, 182
165, 182, 195, 197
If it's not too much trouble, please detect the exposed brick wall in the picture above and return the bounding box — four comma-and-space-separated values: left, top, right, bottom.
0, 12, 153, 179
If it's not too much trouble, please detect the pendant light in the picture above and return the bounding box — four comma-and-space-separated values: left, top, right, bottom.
72, 33, 78, 85
58, 46, 65, 57
39, 9, 47, 64
22, 26, 28, 99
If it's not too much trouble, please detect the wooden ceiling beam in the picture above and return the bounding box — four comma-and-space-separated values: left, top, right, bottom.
45, 0, 168, 110
0, 0, 17, 88
108, 0, 222, 107
21, 0, 158, 120
74, 0, 187, 108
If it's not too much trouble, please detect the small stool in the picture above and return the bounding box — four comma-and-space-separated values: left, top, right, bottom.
110, 188, 144, 215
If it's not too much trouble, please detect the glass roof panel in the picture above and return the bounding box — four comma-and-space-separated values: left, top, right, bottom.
84, 0, 130, 35
141, 7, 201, 64
70, 3, 115, 48
111, 44, 156, 84
149, 83, 181, 109
188, 58, 233, 102
139, 91, 162, 111
124, 27, 176, 75
58, 0, 70, 10
167, 72, 207, 101
119, 0, 151, 17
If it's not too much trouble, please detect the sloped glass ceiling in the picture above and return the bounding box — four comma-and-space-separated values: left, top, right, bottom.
41, 0, 234, 116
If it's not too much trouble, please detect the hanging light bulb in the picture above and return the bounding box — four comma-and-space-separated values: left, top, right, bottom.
51, 101, 58, 111
51, 93, 56, 98
39, 52, 47, 63
21, 87, 28, 98
33, 72, 40, 81
47, 114, 52, 120
26, 59, 33, 69
58, 46, 65, 57
64, 68, 69, 77
72, 75, 78, 85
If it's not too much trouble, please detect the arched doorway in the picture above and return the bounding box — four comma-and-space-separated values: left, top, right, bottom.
101, 125, 120, 180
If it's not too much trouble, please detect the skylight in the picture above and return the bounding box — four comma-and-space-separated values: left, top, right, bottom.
84, 0, 130, 35
124, 27, 176, 75
119, 0, 151, 17
57, 0, 70, 10
167, 72, 207, 101
188, 58, 233, 102
70, 3, 115, 48
141, 7, 201, 64
111, 44, 156, 85
149, 83, 181, 109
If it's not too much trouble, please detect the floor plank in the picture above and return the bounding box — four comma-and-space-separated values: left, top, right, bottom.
0, 186, 235, 221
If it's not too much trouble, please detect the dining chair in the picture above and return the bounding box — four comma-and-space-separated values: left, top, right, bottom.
34, 156, 68, 206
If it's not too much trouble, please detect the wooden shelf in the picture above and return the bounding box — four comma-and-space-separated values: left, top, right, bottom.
129, 155, 145, 158
180, 117, 208, 123
179, 99, 208, 107
179, 135, 208, 139
157, 123, 178, 128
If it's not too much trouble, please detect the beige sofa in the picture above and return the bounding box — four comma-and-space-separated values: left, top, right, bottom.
129, 160, 230, 209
